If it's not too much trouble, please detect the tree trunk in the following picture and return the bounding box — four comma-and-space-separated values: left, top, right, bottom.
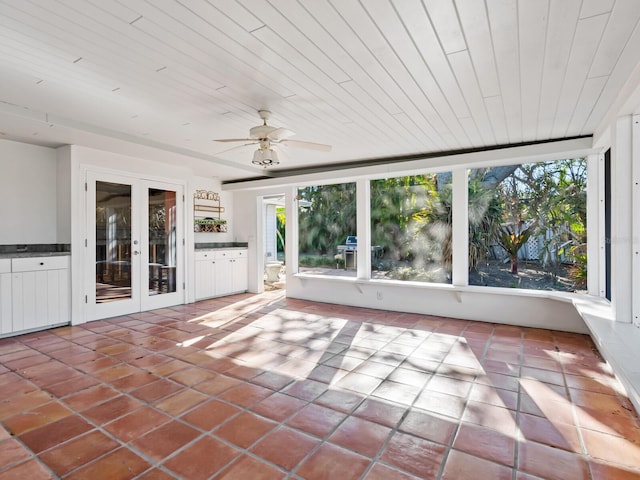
437, 165, 518, 192
510, 254, 518, 274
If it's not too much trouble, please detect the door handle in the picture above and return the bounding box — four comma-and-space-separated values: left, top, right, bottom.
133, 251, 140, 255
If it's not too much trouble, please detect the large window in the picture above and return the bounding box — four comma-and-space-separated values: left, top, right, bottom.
297, 182, 357, 277
370, 173, 452, 284
468, 159, 587, 292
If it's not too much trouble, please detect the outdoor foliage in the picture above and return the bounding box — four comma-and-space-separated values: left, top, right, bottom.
297, 158, 587, 291
297, 183, 356, 256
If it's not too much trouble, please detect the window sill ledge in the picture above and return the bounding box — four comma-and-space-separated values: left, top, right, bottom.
574, 299, 640, 414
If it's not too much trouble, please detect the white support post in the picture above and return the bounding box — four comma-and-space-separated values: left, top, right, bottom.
285, 186, 299, 276
587, 153, 601, 296
452, 168, 469, 287
612, 116, 634, 323
632, 115, 640, 326
356, 179, 371, 280
597, 152, 607, 298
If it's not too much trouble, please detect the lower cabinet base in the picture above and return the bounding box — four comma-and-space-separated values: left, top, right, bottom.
0, 321, 70, 339
194, 289, 248, 302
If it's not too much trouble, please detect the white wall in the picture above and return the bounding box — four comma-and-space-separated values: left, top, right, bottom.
286, 276, 588, 333
0, 139, 58, 244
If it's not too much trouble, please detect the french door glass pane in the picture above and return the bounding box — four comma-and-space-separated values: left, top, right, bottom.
96, 181, 132, 303
148, 189, 177, 296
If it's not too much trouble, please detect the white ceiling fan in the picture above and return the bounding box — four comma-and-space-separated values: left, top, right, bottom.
214, 110, 332, 167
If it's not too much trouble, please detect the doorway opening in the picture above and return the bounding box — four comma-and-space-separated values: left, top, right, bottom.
262, 195, 286, 291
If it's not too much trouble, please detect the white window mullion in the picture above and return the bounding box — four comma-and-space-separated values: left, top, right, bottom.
587, 153, 602, 297
286, 186, 299, 276
356, 179, 371, 280
632, 115, 640, 326
451, 168, 469, 287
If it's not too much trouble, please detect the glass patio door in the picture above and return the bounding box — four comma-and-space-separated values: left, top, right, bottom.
86, 172, 183, 321
141, 181, 182, 311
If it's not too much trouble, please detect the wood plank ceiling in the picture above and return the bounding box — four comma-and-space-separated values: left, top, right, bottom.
0, 0, 639, 180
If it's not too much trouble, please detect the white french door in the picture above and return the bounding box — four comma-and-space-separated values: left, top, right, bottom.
86, 172, 184, 321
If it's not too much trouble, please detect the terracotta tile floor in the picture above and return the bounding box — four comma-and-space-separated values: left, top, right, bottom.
1, 291, 640, 479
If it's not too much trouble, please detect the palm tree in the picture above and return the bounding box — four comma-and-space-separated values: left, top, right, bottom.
497, 222, 534, 274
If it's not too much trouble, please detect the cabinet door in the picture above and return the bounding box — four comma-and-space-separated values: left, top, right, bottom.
232, 257, 248, 293
194, 260, 215, 300
215, 259, 233, 296
12, 269, 69, 332
0, 273, 11, 335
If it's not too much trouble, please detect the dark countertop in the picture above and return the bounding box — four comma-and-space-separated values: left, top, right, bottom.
0, 244, 71, 259
195, 242, 248, 250
0, 251, 71, 259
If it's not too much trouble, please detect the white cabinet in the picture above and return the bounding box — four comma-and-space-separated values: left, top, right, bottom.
194, 251, 216, 300
0, 259, 11, 335
8, 256, 70, 335
194, 249, 248, 300
232, 255, 248, 293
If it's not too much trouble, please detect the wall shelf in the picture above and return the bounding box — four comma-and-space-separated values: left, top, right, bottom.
194, 190, 227, 233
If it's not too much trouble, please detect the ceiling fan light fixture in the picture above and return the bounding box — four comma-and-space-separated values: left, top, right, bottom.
252, 147, 279, 167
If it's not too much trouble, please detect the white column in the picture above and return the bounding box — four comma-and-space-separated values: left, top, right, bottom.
285, 186, 299, 276
451, 168, 469, 286
632, 115, 640, 326
611, 116, 634, 323
356, 179, 371, 280
587, 153, 601, 296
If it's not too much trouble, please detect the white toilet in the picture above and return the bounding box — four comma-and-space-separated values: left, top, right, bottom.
265, 262, 283, 282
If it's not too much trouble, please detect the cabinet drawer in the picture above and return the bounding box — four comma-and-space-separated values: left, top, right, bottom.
215, 249, 247, 259
0, 259, 10, 274
195, 251, 215, 261
11, 256, 69, 272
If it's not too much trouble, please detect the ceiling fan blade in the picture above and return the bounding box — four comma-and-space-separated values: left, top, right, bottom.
268, 127, 295, 141
279, 139, 332, 152
215, 142, 257, 155
213, 138, 254, 143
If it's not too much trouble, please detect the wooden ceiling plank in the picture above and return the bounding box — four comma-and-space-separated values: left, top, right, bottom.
123, 3, 363, 147
83, 0, 141, 24
254, 0, 438, 151
394, 0, 470, 120
536, 0, 582, 140
447, 50, 495, 146
364, 0, 466, 149
550, 14, 609, 139
423, 0, 466, 54
458, 116, 484, 146
566, 75, 608, 136
134, 0, 371, 144
0, 1, 214, 110
330, 0, 448, 151
518, 0, 549, 142
581, 18, 640, 134
484, 95, 509, 145
126, 0, 297, 97
337, 79, 432, 151
486, 0, 521, 144
235, 0, 350, 84
281, 0, 442, 151
69, 1, 232, 92
589, 0, 640, 78
455, 0, 500, 98
296, 0, 410, 126
205, 0, 264, 32
580, 0, 615, 19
